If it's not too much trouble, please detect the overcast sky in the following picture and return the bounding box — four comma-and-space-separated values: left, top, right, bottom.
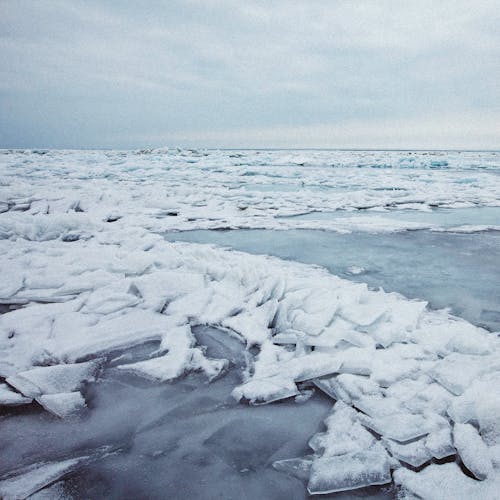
1, 0, 499, 149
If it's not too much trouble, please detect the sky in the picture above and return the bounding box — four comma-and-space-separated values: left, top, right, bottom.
1, 0, 499, 149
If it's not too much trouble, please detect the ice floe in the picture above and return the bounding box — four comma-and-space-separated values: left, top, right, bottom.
0, 148, 499, 497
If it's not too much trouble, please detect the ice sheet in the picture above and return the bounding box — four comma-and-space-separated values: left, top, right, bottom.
1, 149, 499, 497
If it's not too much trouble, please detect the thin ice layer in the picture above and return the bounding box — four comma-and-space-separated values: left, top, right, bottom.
307, 451, 392, 495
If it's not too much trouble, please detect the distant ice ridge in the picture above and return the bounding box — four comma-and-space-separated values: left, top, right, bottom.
0, 228, 499, 496
0, 149, 499, 236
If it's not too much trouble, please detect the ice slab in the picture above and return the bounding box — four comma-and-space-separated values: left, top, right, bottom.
0, 383, 32, 406
6, 361, 100, 398
359, 412, 435, 443
453, 423, 493, 480
394, 462, 500, 500
307, 451, 392, 495
272, 457, 313, 480
36, 392, 86, 418
384, 438, 433, 467
232, 375, 299, 405
429, 353, 500, 396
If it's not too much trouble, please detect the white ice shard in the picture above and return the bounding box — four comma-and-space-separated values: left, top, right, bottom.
0, 456, 87, 499
36, 391, 86, 418
359, 411, 435, 443
6, 360, 100, 398
453, 423, 493, 480
272, 457, 313, 480
0, 382, 32, 406
429, 352, 500, 396
232, 374, 299, 405
307, 451, 392, 495
384, 438, 433, 467
424, 427, 455, 460
394, 463, 500, 500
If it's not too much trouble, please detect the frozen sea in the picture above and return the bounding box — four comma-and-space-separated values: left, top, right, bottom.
0, 149, 499, 499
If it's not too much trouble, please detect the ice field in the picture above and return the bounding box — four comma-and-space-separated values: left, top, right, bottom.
0, 149, 499, 499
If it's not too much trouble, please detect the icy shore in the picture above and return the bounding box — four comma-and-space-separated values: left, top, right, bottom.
1, 149, 499, 498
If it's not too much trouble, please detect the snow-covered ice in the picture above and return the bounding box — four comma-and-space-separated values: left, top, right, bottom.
0, 149, 499, 498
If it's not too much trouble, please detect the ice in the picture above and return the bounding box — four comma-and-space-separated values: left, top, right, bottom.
394, 463, 500, 500
37, 392, 86, 418
307, 451, 392, 495
272, 457, 313, 480
1, 149, 500, 496
0, 456, 87, 499
6, 361, 100, 398
453, 423, 493, 480
232, 374, 299, 405
0, 382, 32, 406
118, 347, 227, 382
384, 438, 432, 467
308, 402, 378, 457
168, 228, 500, 331
424, 427, 455, 460
359, 412, 436, 443
429, 353, 500, 396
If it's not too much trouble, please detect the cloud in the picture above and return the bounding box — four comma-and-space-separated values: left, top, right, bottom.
0, 0, 499, 148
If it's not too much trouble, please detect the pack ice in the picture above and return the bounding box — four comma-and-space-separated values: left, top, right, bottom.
0, 149, 499, 498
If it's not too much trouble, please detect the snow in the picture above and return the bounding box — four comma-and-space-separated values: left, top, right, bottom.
6, 361, 100, 398
0, 149, 499, 497
36, 392, 87, 418
453, 423, 493, 480
0, 382, 32, 406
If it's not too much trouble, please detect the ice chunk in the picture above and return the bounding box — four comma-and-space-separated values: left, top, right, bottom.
384, 438, 432, 467
272, 457, 313, 480
453, 423, 493, 480
335, 373, 381, 401
359, 412, 435, 442
353, 394, 403, 418
429, 352, 500, 396
444, 322, 493, 355
307, 451, 392, 495
0, 382, 32, 406
336, 347, 374, 375
447, 371, 500, 445
232, 374, 298, 405
6, 360, 100, 398
284, 352, 343, 382
36, 391, 86, 418
0, 456, 87, 499
307, 319, 373, 349
189, 348, 228, 381
0, 269, 24, 299
117, 349, 191, 382
394, 462, 500, 500
370, 348, 420, 387
425, 427, 455, 460
313, 377, 348, 402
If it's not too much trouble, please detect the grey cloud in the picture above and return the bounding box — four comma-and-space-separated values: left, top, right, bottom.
0, 0, 499, 148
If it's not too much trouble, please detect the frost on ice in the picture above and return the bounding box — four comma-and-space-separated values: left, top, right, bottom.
0, 149, 499, 497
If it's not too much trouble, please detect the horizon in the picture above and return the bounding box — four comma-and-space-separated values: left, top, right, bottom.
2, 147, 500, 153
